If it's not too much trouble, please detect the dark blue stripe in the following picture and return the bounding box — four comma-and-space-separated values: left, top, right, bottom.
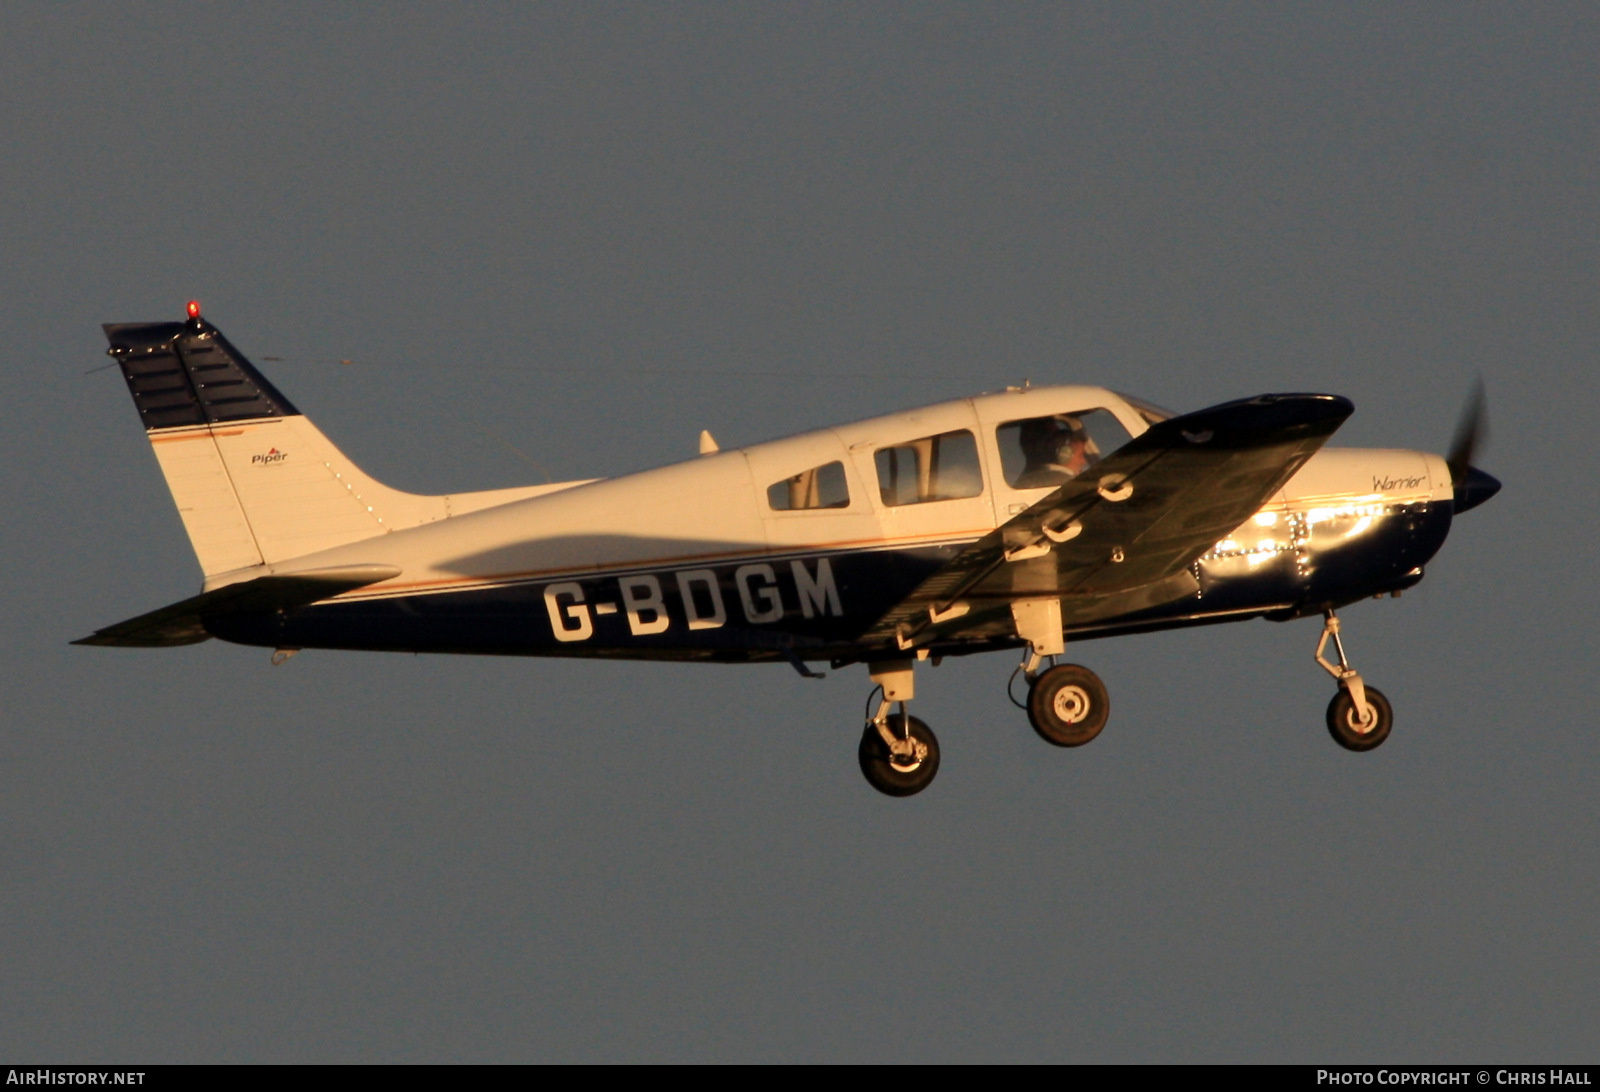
102, 317, 299, 431
198, 505, 1453, 660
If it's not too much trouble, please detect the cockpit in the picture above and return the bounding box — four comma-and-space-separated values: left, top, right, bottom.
745, 385, 1167, 536
998, 410, 1119, 490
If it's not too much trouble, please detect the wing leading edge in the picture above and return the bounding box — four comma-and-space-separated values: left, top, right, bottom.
864, 393, 1354, 649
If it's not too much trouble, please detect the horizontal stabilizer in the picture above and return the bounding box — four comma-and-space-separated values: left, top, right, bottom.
73, 564, 401, 648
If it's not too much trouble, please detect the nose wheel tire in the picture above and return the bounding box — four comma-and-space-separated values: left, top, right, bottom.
1326, 686, 1393, 751
858, 714, 941, 797
1027, 663, 1109, 747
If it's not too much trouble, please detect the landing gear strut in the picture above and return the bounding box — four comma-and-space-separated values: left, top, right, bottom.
1008, 597, 1111, 748
1315, 609, 1393, 751
858, 661, 940, 797
858, 713, 940, 797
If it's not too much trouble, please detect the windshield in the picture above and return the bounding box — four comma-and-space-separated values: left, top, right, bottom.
1114, 391, 1176, 427
996, 409, 1131, 490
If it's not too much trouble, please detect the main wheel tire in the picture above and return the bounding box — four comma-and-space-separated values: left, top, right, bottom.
1027, 663, 1109, 747
858, 714, 941, 797
1326, 686, 1393, 752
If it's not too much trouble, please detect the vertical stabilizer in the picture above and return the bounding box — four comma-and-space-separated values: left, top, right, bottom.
103, 309, 447, 581
104, 306, 594, 584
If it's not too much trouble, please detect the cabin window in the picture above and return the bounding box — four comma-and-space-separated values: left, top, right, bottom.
874, 429, 983, 507
996, 409, 1131, 490
767, 461, 851, 511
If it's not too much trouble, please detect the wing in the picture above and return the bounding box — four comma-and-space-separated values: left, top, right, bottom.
73, 564, 401, 647
863, 393, 1353, 649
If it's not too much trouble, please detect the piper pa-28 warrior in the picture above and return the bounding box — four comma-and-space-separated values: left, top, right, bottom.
79, 304, 1500, 796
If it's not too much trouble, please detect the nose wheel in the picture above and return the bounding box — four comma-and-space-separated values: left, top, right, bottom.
1315, 609, 1394, 751
1326, 686, 1393, 751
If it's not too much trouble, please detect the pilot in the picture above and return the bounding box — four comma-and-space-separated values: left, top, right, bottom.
1014, 415, 1099, 488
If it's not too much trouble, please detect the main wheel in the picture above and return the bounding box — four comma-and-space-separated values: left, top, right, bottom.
1326, 686, 1393, 751
1027, 663, 1109, 747
858, 714, 940, 797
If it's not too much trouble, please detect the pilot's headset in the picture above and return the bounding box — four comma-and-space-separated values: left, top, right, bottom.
1020, 416, 1065, 461
1058, 414, 1086, 449
1056, 415, 1098, 471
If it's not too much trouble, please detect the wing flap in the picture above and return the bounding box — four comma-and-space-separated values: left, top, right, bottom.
73, 564, 401, 648
866, 393, 1352, 647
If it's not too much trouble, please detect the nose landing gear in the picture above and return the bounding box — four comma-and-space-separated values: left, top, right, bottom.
1315, 609, 1393, 751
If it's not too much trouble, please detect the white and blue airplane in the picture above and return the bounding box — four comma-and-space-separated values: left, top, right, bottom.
79, 304, 1499, 796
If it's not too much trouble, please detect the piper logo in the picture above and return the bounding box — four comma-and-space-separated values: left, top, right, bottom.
251, 447, 289, 465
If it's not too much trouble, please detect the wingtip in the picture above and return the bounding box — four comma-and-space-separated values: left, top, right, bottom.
1177, 392, 1353, 439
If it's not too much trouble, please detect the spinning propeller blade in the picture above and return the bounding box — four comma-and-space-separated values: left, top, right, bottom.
1445, 378, 1500, 514
1446, 377, 1488, 486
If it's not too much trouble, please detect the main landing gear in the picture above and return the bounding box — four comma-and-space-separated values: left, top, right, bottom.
1009, 598, 1111, 749
858, 713, 941, 797
1315, 609, 1393, 751
858, 660, 940, 797
1025, 661, 1110, 747
1009, 644, 1111, 748
853, 647, 1115, 797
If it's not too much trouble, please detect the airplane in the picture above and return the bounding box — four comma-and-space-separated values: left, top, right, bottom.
77, 303, 1500, 797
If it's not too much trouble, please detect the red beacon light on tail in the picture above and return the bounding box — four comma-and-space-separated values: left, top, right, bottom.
186, 300, 201, 320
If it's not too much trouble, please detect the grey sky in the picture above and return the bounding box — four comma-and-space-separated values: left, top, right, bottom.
1, 4, 1595, 1061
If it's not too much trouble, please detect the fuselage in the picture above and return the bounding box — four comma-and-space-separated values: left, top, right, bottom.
200, 385, 1458, 664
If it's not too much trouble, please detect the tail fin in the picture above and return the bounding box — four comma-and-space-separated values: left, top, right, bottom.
103, 308, 564, 584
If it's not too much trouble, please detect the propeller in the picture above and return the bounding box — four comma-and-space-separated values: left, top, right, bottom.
1445, 378, 1500, 514
1446, 377, 1487, 484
